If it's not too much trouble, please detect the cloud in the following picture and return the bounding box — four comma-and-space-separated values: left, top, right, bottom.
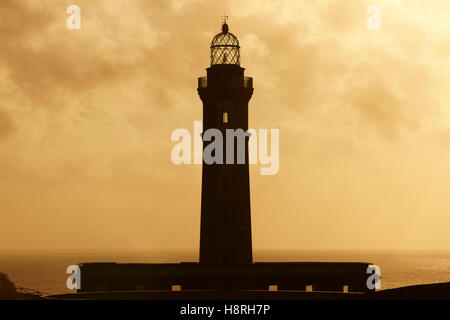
0, 0, 449, 251
344, 80, 409, 138
0, 108, 15, 142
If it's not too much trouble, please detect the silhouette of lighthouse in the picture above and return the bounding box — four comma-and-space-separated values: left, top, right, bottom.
75, 21, 376, 297
198, 20, 254, 264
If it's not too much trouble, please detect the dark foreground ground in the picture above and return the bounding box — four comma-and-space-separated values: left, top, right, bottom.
1, 282, 449, 300
41, 282, 449, 300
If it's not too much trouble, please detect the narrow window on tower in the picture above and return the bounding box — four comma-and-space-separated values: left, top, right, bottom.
223, 112, 229, 124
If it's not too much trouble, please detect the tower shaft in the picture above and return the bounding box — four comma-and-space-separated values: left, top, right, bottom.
198, 64, 253, 264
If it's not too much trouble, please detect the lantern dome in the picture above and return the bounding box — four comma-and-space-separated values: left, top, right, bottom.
210, 23, 240, 66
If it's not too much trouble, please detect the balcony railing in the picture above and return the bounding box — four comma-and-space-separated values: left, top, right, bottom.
198, 76, 253, 88
244, 77, 253, 88
198, 77, 208, 88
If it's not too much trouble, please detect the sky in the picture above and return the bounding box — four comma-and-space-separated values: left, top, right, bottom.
0, 0, 449, 253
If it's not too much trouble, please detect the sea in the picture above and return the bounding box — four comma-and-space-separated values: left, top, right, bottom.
0, 250, 449, 295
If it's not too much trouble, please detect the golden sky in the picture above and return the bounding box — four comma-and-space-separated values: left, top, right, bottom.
0, 0, 449, 252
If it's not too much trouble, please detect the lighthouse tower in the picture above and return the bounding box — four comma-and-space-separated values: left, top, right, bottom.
198, 21, 254, 264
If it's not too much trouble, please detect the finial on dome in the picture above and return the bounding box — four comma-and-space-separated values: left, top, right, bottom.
222, 23, 229, 34
221, 14, 229, 34
210, 16, 240, 65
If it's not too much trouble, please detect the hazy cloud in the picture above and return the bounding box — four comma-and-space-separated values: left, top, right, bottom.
0, 0, 449, 251
0, 108, 15, 141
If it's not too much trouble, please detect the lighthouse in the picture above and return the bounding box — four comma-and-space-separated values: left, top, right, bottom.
75, 21, 375, 297
197, 20, 254, 264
